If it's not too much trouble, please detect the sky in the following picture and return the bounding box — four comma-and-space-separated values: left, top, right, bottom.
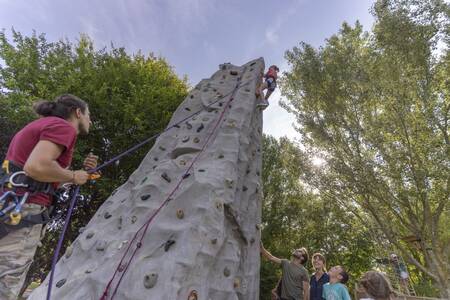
0, 0, 375, 140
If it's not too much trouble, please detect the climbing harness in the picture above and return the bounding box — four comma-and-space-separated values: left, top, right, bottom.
45, 74, 251, 300
0, 160, 55, 239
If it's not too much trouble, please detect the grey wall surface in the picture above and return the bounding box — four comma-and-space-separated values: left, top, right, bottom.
29, 58, 265, 300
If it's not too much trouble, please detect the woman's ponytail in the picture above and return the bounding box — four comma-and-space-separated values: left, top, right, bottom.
33, 94, 87, 119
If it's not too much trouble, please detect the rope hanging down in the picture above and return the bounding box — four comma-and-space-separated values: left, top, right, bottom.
45, 73, 249, 300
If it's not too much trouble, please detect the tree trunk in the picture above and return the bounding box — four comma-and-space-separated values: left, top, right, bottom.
29, 58, 265, 300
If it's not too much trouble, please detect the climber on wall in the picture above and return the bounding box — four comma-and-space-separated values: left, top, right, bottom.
0, 94, 98, 300
256, 64, 280, 109
261, 241, 310, 300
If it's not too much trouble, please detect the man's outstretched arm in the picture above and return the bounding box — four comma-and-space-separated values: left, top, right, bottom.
260, 242, 282, 264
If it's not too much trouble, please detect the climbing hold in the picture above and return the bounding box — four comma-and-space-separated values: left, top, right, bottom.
118, 240, 128, 250
227, 120, 236, 128
86, 232, 95, 239
250, 238, 255, 244
256, 170, 260, 176
96, 240, 108, 251
176, 209, 184, 219
174, 124, 180, 128
65, 245, 73, 259
159, 146, 166, 151
182, 136, 190, 143
161, 172, 171, 183
230, 70, 238, 76
255, 224, 261, 230
164, 239, 176, 252
153, 157, 159, 161
118, 216, 123, 229
225, 179, 234, 188
185, 107, 191, 111
179, 160, 186, 166
223, 267, 231, 277
216, 202, 223, 210
190, 94, 194, 99
182, 173, 191, 179
242, 186, 248, 192
193, 137, 200, 143
245, 88, 251, 92
211, 238, 218, 245
202, 117, 209, 122
104, 212, 112, 219
131, 216, 138, 224
85, 269, 92, 274
218, 154, 224, 159
198, 169, 205, 172
188, 290, 198, 300
234, 277, 241, 289
56, 279, 66, 288
196, 123, 204, 133
141, 177, 148, 184
144, 273, 158, 289
141, 194, 151, 201
185, 121, 192, 129
246, 168, 250, 174
250, 62, 256, 66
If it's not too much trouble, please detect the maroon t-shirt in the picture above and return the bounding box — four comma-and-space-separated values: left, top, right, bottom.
5, 116, 77, 206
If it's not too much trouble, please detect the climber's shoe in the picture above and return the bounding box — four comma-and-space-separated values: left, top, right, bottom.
256, 99, 269, 110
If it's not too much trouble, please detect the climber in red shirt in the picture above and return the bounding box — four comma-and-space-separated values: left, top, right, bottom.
0, 94, 98, 300
256, 65, 280, 109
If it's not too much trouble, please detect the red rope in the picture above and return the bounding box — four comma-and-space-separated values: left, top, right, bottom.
100, 76, 244, 299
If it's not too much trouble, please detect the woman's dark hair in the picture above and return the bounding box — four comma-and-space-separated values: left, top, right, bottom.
357, 271, 395, 300
33, 94, 87, 120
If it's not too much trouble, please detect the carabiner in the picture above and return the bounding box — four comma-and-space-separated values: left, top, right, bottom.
8, 171, 29, 188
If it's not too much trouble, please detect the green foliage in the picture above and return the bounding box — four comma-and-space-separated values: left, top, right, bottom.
0, 30, 188, 286
260, 135, 376, 298
281, 0, 449, 296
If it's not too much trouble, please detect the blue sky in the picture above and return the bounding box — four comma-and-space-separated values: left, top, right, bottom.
0, 0, 375, 140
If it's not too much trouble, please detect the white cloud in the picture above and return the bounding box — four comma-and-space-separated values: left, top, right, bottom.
265, 29, 279, 44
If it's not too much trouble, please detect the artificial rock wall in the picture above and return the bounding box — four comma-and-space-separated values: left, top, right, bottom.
30, 58, 265, 300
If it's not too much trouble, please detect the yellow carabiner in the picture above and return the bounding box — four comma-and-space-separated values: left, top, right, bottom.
2, 160, 10, 173
89, 173, 101, 180
8, 212, 22, 225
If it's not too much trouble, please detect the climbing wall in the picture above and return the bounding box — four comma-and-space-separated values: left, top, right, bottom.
29, 58, 265, 300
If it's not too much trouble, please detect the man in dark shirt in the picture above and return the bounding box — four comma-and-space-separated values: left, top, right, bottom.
310, 253, 329, 300
261, 242, 310, 300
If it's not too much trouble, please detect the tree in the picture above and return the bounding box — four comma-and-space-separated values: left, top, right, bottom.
281, 0, 449, 296
0, 30, 188, 289
260, 135, 376, 298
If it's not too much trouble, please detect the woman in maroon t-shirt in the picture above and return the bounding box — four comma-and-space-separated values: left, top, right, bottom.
0, 94, 97, 300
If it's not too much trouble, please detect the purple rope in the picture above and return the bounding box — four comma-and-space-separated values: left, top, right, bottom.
46, 185, 80, 300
